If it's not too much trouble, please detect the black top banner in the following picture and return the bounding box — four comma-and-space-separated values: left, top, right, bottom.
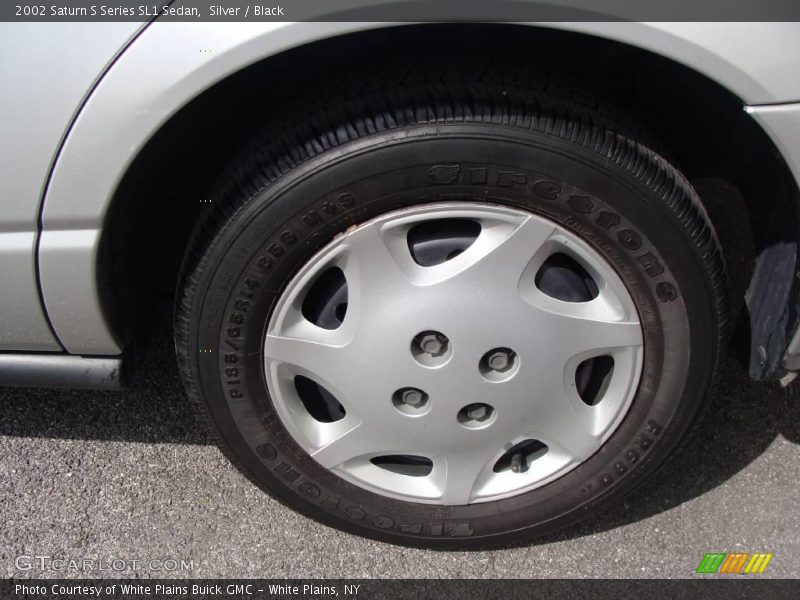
4, 0, 800, 22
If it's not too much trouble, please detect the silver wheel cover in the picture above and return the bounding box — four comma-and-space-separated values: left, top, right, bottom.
264, 203, 643, 505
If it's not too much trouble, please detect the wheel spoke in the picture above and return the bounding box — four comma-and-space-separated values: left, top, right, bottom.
564, 317, 642, 358
531, 391, 602, 462
263, 327, 353, 393
310, 422, 379, 468
454, 215, 555, 288
339, 223, 416, 312
437, 447, 498, 505
533, 295, 642, 361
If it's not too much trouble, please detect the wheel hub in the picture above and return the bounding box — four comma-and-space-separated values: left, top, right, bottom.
263, 203, 643, 505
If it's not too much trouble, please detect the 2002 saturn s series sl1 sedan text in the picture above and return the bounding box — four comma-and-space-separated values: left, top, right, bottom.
2, 18, 800, 549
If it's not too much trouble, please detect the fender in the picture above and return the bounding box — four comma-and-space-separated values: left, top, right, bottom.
37, 20, 800, 354
0, 22, 143, 351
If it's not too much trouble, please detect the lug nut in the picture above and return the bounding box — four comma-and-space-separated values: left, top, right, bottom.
466, 403, 491, 421
416, 331, 448, 356
402, 389, 424, 407
395, 387, 428, 409
457, 403, 495, 428
486, 349, 515, 372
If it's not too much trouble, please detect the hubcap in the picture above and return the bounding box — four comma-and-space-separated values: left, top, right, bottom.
264, 203, 643, 504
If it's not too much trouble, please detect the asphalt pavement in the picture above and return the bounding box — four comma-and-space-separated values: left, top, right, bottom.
1, 180, 798, 579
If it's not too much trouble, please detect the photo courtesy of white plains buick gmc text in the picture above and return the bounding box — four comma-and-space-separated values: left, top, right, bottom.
1, 18, 800, 548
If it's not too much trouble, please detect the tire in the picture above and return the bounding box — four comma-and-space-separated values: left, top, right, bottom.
175, 66, 729, 549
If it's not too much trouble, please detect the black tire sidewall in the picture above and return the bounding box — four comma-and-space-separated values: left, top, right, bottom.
187, 125, 717, 548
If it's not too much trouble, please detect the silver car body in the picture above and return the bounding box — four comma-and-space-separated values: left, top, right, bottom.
1, 20, 800, 382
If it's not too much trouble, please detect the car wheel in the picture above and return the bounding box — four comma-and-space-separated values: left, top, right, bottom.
175, 71, 729, 548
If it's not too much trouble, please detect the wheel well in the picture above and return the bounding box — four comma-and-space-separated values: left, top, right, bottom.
101, 23, 799, 380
